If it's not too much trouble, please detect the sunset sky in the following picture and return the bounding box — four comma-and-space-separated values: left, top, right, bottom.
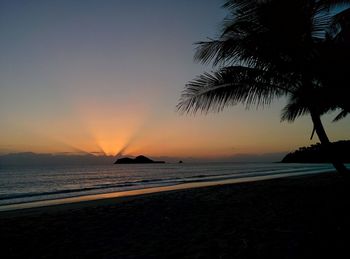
1, 0, 349, 160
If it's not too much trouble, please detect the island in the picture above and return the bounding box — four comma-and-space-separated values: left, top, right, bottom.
114, 155, 165, 164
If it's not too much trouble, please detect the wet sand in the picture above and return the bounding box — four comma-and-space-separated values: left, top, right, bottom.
1, 172, 349, 258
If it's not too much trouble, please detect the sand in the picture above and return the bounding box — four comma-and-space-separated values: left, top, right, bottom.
1, 172, 349, 258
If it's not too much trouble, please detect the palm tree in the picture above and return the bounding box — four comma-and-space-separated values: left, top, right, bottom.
178, 0, 350, 174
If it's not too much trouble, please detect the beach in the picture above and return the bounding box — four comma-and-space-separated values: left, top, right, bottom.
1, 172, 349, 258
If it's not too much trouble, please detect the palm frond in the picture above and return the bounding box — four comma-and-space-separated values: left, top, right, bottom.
194, 38, 259, 66
318, 0, 350, 10
312, 8, 333, 39
177, 66, 290, 114
329, 7, 350, 39
222, 0, 257, 11
280, 95, 310, 122
181, 0, 350, 125
333, 109, 349, 121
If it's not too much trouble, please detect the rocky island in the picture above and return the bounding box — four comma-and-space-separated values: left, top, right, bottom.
114, 155, 165, 164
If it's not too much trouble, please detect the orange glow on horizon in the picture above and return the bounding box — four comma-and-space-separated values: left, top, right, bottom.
95, 135, 124, 156
72, 95, 154, 157
3, 97, 349, 158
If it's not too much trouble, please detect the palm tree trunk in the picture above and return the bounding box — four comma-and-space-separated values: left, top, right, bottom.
310, 111, 349, 175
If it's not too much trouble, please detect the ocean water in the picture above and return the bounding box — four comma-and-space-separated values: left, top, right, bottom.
0, 162, 337, 206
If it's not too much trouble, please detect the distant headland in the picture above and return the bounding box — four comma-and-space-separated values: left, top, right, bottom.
114, 155, 165, 164
281, 140, 350, 163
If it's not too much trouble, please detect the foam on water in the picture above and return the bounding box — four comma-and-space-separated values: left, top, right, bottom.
0, 162, 338, 207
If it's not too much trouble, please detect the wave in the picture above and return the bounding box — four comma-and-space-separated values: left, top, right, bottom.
0, 165, 333, 205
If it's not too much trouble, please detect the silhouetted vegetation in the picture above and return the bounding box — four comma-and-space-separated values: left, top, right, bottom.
282, 140, 350, 163
178, 0, 350, 174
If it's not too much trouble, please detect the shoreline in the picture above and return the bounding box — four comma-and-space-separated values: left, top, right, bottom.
0, 169, 332, 212
1, 171, 349, 258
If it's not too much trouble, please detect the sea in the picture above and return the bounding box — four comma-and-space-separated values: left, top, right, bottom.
0, 162, 338, 207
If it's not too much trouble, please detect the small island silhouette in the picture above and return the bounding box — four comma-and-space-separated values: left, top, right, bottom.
114, 155, 165, 164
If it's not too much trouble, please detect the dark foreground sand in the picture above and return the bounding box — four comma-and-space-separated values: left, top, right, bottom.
1, 173, 350, 258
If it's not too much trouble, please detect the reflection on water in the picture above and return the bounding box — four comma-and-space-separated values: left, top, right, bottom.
0, 162, 339, 210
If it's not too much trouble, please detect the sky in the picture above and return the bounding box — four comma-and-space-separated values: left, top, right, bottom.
0, 0, 349, 160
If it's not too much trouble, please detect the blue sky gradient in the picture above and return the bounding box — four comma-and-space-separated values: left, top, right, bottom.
0, 0, 349, 159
